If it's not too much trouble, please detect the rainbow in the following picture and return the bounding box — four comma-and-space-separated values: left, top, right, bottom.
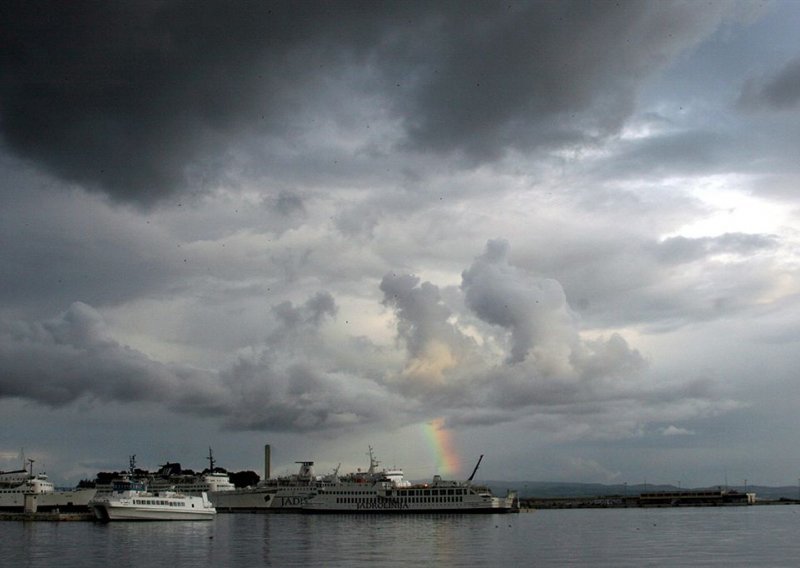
424, 417, 460, 477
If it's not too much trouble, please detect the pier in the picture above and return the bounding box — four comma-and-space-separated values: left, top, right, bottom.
0, 511, 95, 521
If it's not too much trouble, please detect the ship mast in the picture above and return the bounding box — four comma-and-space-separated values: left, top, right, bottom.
367, 446, 380, 475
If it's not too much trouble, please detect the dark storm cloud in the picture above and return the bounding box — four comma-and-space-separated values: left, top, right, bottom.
399, 2, 731, 159
0, 1, 394, 204
738, 56, 800, 110
0, 1, 734, 204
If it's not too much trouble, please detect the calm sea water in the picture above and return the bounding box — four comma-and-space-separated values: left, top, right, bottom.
3, 507, 800, 567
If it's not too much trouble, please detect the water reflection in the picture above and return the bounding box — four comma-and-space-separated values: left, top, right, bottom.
4, 508, 800, 567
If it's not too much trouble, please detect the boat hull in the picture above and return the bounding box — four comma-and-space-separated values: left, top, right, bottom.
0, 488, 96, 512
303, 505, 517, 514
91, 503, 216, 521
211, 487, 315, 511
302, 489, 518, 514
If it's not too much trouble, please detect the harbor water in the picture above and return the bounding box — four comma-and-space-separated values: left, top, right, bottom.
3, 506, 800, 567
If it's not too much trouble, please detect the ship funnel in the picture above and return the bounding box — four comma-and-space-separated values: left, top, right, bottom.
264, 444, 271, 480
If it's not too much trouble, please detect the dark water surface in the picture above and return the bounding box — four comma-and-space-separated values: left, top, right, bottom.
3, 507, 800, 567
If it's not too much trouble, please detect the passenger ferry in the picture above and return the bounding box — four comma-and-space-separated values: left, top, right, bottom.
89, 478, 216, 521
0, 459, 96, 512
212, 460, 338, 511
301, 450, 518, 514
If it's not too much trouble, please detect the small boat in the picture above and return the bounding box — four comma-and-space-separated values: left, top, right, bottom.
89, 478, 216, 521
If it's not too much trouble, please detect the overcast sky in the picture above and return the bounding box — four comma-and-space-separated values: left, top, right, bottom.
2, 1, 800, 488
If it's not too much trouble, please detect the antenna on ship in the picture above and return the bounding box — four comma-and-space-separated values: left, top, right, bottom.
367, 446, 379, 474
467, 454, 484, 482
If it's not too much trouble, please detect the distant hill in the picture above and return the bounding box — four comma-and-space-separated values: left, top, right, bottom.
482, 481, 800, 501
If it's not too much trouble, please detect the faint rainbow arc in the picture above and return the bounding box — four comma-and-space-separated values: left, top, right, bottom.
423, 417, 459, 476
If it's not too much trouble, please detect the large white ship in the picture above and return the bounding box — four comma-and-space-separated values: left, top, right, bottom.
301, 450, 518, 514
89, 478, 215, 521
212, 449, 338, 511
0, 459, 96, 512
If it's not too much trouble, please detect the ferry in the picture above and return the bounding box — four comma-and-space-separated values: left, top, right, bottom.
0, 459, 96, 512
89, 478, 216, 521
212, 459, 338, 511
302, 450, 519, 514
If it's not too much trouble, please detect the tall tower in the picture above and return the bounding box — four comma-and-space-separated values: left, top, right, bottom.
264, 444, 271, 480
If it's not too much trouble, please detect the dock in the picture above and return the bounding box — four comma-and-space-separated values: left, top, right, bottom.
0, 511, 95, 522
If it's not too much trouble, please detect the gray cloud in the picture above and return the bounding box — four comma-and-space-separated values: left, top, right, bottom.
462, 239, 575, 365
400, 2, 732, 159
0, 241, 736, 441
738, 56, 800, 111
0, 302, 222, 409
0, 1, 736, 204
652, 233, 778, 265
0, 1, 389, 204
0, 297, 389, 432
376, 241, 733, 438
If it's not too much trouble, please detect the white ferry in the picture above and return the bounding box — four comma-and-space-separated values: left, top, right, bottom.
212, 460, 337, 511
302, 451, 518, 514
89, 478, 216, 521
0, 459, 96, 512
